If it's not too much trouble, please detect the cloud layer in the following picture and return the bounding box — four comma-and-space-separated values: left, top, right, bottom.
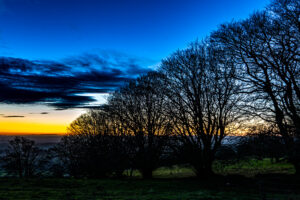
0, 51, 152, 109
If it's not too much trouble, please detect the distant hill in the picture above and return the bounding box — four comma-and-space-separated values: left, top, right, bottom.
0, 134, 63, 144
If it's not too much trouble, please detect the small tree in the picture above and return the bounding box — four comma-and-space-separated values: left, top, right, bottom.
2, 137, 45, 178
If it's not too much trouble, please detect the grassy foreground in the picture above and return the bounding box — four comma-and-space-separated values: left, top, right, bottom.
0, 159, 299, 200
0, 176, 299, 200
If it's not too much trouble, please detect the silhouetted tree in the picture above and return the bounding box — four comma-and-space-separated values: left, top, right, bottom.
211, 0, 300, 173
2, 137, 46, 178
52, 110, 129, 178
160, 41, 241, 177
108, 71, 172, 178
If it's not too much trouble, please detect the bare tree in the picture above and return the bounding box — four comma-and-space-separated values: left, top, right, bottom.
108, 71, 172, 178
211, 0, 300, 173
160, 41, 241, 177
2, 137, 45, 178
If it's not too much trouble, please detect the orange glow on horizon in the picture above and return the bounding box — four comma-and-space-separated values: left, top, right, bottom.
0, 121, 67, 135
0, 104, 87, 135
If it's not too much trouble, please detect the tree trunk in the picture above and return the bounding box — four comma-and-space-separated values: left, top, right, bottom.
141, 169, 153, 179
194, 160, 215, 178
19, 169, 23, 178
293, 162, 300, 176
195, 168, 214, 178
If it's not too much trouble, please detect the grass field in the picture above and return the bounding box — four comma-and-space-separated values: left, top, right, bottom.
213, 158, 295, 177
0, 159, 299, 200
128, 158, 295, 178
0, 176, 299, 200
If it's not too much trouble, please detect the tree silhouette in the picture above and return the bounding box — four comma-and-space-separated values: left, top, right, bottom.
211, 0, 300, 174
2, 137, 46, 178
53, 110, 129, 178
108, 71, 172, 178
160, 41, 241, 177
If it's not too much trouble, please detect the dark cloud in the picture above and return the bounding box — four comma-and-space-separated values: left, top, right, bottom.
0, 52, 152, 109
29, 112, 49, 115
40, 112, 49, 114
3, 115, 25, 118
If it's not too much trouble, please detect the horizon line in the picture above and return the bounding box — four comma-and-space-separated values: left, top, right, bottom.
0, 132, 66, 136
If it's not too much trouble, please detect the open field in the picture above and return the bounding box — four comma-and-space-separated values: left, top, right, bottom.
0, 159, 299, 200
0, 175, 299, 200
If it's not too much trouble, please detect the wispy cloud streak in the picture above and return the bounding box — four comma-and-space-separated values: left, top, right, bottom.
2, 115, 25, 118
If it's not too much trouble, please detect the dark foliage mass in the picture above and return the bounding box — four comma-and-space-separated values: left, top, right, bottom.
51, 110, 129, 178
0, 0, 299, 180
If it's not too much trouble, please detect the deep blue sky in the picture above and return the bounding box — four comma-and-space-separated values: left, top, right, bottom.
0, 0, 271, 133
1, 0, 269, 62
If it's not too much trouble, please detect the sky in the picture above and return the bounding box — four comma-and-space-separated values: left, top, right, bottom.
0, 0, 269, 134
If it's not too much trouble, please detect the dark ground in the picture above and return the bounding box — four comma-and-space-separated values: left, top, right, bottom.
0, 173, 299, 200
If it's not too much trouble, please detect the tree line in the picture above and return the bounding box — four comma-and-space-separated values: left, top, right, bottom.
0, 0, 299, 179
